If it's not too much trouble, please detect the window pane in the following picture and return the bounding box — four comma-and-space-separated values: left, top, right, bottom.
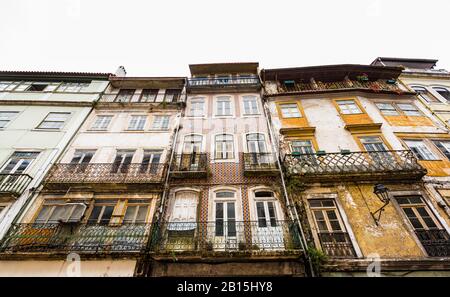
405, 140, 438, 160
280, 103, 301, 118
338, 100, 362, 114
35, 205, 52, 223
136, 206, 148, 223
216, 192, 234, 198
256, 202, 267, 227
123, 206, 137, 223
100, 206, 114, 223
88, 206, 102, 223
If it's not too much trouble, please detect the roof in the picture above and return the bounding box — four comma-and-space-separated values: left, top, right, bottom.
371, 57, 438, 70
109, 76, 186, 89
189, 62, 259, 76
0, 70, 114, 81
261, 64, 404, 81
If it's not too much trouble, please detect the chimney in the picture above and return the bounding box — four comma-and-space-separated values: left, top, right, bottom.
115, 66, 127, 77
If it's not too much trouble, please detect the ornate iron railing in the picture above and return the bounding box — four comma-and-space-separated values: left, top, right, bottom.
0, 223, 152, 253
243, 153, 278, 172
152, 221, 302, 253
188, 77, 260, 87
99, 92, 185, 103
0, 173, 33, 197
277, 79, 404, 94
283, 150, 426, 182
317, 232, 357, 258
415, 229, 450, 257
170, 153, 208, 177
46, 163, 167, 184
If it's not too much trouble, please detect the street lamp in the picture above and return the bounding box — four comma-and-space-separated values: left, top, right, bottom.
371, 184, 390, 226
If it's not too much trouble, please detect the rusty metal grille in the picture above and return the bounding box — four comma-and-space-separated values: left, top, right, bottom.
415, 229, 450, 257
317, 232, 357, 258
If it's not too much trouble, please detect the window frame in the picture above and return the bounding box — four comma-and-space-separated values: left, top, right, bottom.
403, 139, 439, 161
214, 96, 233, 117
36, 112, 71, 130
151, 115, 170, 130
127, 115, 147, 131
335, 99, 363, 115
242, 95, 259, 115
279, 103, 301, 118
214, 134, 235, 160
188, 97, 205, 117
0, 111, 19, 129
90, 115, 113, 131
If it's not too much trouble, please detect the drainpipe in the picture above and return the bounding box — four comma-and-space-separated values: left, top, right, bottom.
259, 77, 315, 276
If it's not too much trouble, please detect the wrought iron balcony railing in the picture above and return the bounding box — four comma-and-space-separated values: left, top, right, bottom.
170, 153, 208, 178
0, 223, 152, 253
276, 79, 404, 95
152, 220, 302, 253
46, 163, 167, 185
99, 92, 185, 104
188, 77, 260, 88
415, 229, 450, 257
283, 150, 426, 182
0, 173, 33, 197
243, 153, 278, 176
317, 232, 357, 258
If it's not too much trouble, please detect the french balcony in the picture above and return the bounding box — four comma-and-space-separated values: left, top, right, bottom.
0, 223, 152, 254
415, 229, 450, 257
0, 173, 33, 199
152, 220, 302, 255
243, 153, 279, 176
170, 153, 208, 179
187, 77, 260, 92
99, 92, 185, 105
283, 150, 427, 183
45, 163, 167, 191
317, 232, 357, 258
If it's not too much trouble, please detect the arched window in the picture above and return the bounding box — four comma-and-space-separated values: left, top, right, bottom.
214, 134, 234, 160
214, 191, 237, 237
254, 191, 278, 227
183, 134, 202, 153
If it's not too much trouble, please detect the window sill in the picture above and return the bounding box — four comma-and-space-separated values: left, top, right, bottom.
32, 128, 62, 132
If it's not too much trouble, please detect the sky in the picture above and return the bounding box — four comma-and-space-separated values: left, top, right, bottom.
0, 0, 449, 76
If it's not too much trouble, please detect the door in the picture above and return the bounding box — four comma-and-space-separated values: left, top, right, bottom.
140, 150, 162, 174
247, 133, 268, 165
253, 192, 284, 250
214, 192, 237, 250
181, 135, 202, 170
0, 152, 38, 185
111, 150, 135, 173
70, 150, 95, 172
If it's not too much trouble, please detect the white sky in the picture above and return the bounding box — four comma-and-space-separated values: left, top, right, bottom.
0, 0, 449, 76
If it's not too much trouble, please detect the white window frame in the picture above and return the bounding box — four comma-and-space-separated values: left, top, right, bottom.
36, 112, 71, 130
90, 115, 113, 131
214, 95, 234, 117
0, 111, 19, 129
279, 103, 301, 118
242, 95, 259, 116
127, 115, 147, 131
214, 133, 235, 161
404, 139, 439, 161
336, 100, 363, 115
188, 97, 205, 117
151, 115, 170, 130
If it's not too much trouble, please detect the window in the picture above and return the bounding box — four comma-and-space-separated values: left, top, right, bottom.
57, 82, 90, 92
115, 89, 135, 102
243, 96, 259, 115
140, 89, 158, 102
247, 133, 267, 153
111, 150, 135, 173
190, 98, 205, 117
91, 115, 112, 130
360, 136, 388, 152
0, 81, 20, 91
215, 134, 234, 160
216, 97, 232, 116
88, 200, 118, 224
164, 89, 181, 103
432, 140, 450, 160
70, 150, 95, 164
140, 150, 162, 173
1, 152, 39, 175
37, 112, 70, 129
123, 199, 151, 223
15, 82, 59, 92
0, 111, 19, 128
183, 134, 202, 153
35, 200, 86, 224
151, 115, 170, 130
215, 191, 236, 237
279, 103, 301, 118
412, 86, 439, 103
0, 205, 5, 214
128, 115, 147, 130
375, 103, 399, 116
404, 140, 438, 160
336, 100, 362, 114
254, 191, 277, 228
169, 191, 198, 228
291, 140, 315, 154
397, 103, 421, 116
433, 87, 450, 102
396, 196, 440, 230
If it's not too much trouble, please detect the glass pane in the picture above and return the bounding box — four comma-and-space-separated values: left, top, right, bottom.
100, 206, 114, 224
136, 206, 148, 223
34, 206, 52, 223
88, 206, 102, 223
123, 206, 137, 223
256, 202, 267, 227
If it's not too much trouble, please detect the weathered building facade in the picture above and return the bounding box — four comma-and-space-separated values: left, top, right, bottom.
262, 63, 450, 276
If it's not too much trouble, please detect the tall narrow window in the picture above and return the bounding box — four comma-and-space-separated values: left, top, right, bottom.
140, 150, 162, 173
151, 115, 170, 130
37, 112, 70, 129
123, 199, 151, 224
140, 89, 159, 102
128, 115, 147, 130
243, 96, 259, 115
215, 191, 236, 237
216, 97, 232, 116
215, 134, 234, 160
70, 150, 95, 164
432, 140, 450, 160
91, 115, 113, 130
433, 87, 450, 102
190, 98, 205, 117
111, 150, 135, 173
397, 103, 421, 116
169, 191, 198, 229
115, 89, 135, 102
0, 111, 19, 128
254, 191, 278, 228
336, 100, 362, 114
247, 133, 267, 153
183, 135, 202, 153
404, 140, 438, 160
88, 200, 118, 224
164, 89, 181, 103
375, 103, 399, 115
279, 103, 301, 118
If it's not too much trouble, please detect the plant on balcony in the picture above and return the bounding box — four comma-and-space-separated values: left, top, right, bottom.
204, 241, 213, 251
285, 177, 306, 197
307, 246, 328, 275
356, 73, 369, 82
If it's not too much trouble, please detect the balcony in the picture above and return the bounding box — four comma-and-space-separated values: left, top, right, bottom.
45, 163, 167, 191
243, 153, 279, 176
170, 153, 208, 179
99, 92, 185, 105
0, 223, 152, 254
415, 229, 450, 257
187, 77, 260, 92
283, 150, 426, 183
317, 232, 357, 258
152, 221, 302, 255
0, 174, 33, 198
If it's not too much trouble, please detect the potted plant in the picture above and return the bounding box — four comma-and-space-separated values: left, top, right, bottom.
356, 73, 369, 82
